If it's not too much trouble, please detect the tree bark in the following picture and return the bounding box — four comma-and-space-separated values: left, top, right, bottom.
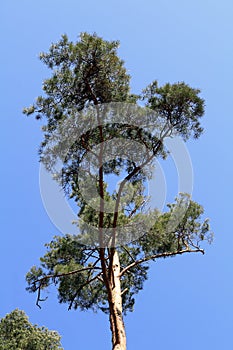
108, 250, 126, 350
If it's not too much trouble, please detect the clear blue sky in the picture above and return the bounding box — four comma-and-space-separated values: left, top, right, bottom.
1, 1, 233, 349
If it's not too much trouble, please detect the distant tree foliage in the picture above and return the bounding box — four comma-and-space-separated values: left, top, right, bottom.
0, 309, 62, 349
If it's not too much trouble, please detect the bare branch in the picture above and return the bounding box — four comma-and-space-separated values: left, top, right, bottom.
97, 275, 104, 283
121, 246, 136, 263
34, 265, 101, 285
121, 288, 128, 296
36, 288, 48, 309
119, 248, 205, 277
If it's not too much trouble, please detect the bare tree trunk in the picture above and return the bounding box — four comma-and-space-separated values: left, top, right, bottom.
108, 250, 126, 350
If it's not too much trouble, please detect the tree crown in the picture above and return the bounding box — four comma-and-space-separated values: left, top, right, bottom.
0, 309, 62, 350
24, 33, 212, 318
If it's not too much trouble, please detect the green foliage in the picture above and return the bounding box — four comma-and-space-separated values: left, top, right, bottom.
139, 194, 213, 256
26, 234, 148, 314
26, 195, 212, 314
26, 235, 106, 312
23, 32, 131, 123
24, 33, 212, 319
142, 80, 205, 139
0, 309, 62, 350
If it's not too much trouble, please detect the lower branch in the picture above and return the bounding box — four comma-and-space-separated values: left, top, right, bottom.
32, 266, 102, 308
34, 265, 101, 285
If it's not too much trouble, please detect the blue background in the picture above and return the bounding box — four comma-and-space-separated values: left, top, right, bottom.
1, 1, 232, 349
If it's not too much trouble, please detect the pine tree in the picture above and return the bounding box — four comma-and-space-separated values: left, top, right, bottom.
24, 33, 212, 350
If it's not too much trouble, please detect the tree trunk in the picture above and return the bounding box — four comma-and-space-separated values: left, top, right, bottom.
108, 250, 126, 350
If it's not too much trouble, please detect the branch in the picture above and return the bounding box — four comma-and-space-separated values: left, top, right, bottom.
80, 135, 99, 159
121, 288, 128, 296
108, 124, 181, 272
36, 287, 48, 309
119, 248, 205, 277
110, 137, 164, 245
34, 266, 102, 308
83, 251, 101, 265
33, 265, 101, 285
128, 199, 146, 218
121, 245, 136, 263
97, 275, 104, 283
107, 139, 163, 277
68, 271, 103, 310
